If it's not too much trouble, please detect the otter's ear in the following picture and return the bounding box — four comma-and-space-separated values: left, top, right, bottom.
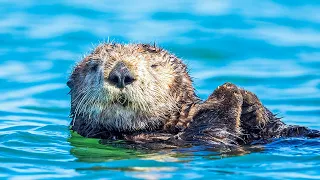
137, 43, 161, 53
67, 79, 73, 89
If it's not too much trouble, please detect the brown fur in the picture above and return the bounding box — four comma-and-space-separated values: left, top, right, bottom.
68, 42, 319, 148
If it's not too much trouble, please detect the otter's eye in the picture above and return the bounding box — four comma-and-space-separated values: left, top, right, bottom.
151, 64, 159, 69
87, 60, 99, 71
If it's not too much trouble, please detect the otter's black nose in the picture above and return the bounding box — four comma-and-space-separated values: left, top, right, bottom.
107, 62, 135, 88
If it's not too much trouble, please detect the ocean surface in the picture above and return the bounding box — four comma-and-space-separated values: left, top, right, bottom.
0, 0, 320, 179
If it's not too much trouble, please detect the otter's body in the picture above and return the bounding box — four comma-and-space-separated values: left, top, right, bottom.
68, 43, 319, 147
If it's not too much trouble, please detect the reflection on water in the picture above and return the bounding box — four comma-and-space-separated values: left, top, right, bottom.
68, 132, 143, 162
0, 0, 320, 179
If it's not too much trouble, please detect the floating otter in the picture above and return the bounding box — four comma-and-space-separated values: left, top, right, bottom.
67, 43, 319, 148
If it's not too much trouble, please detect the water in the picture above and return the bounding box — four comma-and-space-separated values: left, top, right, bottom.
0, 0, 320, 179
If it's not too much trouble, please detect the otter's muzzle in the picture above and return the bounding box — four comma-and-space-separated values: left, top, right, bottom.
107, 62, 135, 89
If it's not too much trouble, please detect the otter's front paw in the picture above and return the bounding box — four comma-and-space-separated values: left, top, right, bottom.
187, 82, 244, 137
240, 89, 269, 129
209, 82, 243, 105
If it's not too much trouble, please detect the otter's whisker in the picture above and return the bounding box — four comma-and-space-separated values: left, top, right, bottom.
73, 87, 95, 123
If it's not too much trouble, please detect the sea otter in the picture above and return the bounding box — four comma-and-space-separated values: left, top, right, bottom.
67, 43, 319, 148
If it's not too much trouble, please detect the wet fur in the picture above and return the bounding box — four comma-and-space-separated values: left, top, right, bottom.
68, 43, 319, 147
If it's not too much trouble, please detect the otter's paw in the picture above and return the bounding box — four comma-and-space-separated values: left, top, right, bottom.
239, 89, 269, 129
189, 82, 244, 136
281, 125, 320, 138
210, 82, 243, 105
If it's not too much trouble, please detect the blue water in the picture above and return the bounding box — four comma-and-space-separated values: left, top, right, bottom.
0, 0, 320, 179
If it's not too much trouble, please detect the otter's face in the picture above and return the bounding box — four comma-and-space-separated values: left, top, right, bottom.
68, 43, 194, 132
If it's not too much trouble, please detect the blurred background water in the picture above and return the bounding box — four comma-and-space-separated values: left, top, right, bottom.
0, 0, 320, 179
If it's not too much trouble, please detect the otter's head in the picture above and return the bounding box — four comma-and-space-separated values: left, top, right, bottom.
68, 43, 197, 132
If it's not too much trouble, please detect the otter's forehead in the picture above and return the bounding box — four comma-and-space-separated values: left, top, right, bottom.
89, 43, 169, 64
